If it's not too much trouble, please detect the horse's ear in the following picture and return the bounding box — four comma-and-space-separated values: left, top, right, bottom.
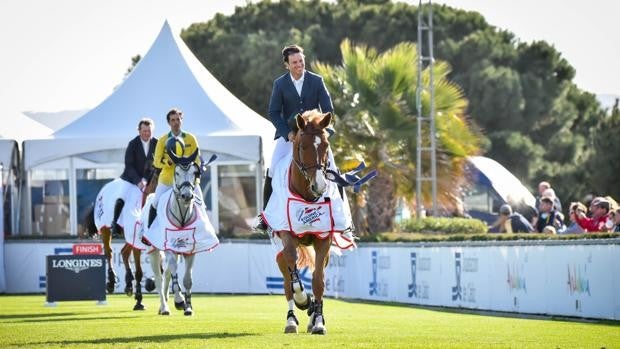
295, 113, 305, 131
319, 112, 332, 129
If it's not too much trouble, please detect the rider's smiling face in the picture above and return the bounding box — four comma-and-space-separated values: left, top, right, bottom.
286, 53, 305, 80
168, 113, 182, 135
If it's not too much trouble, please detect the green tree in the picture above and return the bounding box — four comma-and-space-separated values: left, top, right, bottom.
314, 40, 480, 232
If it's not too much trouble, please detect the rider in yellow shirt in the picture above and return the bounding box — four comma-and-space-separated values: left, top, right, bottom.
147, 108, 202, 227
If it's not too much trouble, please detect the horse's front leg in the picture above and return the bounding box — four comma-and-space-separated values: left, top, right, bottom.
308, 237, 330, 335
149, 249, 168, 315
165, 251, 186, 310
132, 248, 145, 310
182, 254, 195, 316
101, 227, 116, 294
277, 231, 301, 333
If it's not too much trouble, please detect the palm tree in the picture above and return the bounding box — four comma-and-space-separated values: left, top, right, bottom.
313, 40, 480, 232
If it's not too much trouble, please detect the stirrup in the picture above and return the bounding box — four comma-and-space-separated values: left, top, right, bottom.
251, 215, 271, 234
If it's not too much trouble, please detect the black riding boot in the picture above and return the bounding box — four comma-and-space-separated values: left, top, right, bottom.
147, 205, 157, 228
263, 175, 273, 210
253, 176, 272, 233
111, 199, 125, 237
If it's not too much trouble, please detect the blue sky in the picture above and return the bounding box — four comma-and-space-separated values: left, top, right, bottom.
0, 0, 617, 116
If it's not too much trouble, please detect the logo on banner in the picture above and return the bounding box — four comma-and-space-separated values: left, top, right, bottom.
408, 252, 417, 297
326, 255, 346, 293
369, 251, 389, 297
451, 252, 462, 301
567, 264, 590, 296
52, 258, 103, 273
408, 252, 431, 299
296, 206, 326, 225
507, 264, 527, 292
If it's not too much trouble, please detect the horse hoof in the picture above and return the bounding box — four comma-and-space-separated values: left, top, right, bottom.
106, 282, 115, 294
158, 310, 170, 315
184, 308, 193, 316
284, 325, 298, 334
311, 325, 327, 335
133, 303, 145, 311
174, 301, 186, 310
125, 286, 133, 297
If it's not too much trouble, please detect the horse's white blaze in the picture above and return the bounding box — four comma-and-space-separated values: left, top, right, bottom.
312, 136, 328, 193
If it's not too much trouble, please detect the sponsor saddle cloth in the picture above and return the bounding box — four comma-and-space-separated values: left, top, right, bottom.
142, 189, 219, 254
262, 153, 355, 249
94, 178, 149, 250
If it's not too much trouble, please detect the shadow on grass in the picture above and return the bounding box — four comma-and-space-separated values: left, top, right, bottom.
19, 315, 137, 323
0, 312, 78, 320
23, 332, 255, 346
337, 298, 620, 326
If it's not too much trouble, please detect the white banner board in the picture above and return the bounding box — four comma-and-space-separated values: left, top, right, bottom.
4, 240, 619, 320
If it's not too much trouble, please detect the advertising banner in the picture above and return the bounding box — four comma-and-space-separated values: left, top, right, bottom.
4, 240, 619, 319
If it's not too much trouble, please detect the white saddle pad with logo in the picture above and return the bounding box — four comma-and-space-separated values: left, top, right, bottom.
262, 153, 354, 249
141, 189, 219, 254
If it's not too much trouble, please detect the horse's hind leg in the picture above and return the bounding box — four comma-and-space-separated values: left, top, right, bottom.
121, 243, 134, 296
182, 254, 195, 316
308, 237, 330, 335
102, 227, 117, 294
277, 231, 301, 334
132, 248, 145, 310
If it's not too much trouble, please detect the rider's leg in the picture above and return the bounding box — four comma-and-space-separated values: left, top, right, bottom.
254, 138, 292, 232
111, 199, 125, 236
148, 183, 170, 228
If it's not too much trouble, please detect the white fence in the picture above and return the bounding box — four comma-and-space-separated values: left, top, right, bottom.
3, 239, 619, 320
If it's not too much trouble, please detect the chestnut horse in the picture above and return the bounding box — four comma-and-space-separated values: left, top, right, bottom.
275, 110, 334, 335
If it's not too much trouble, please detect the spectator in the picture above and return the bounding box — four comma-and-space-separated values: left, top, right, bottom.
559, 202, 586, 234
542, 226, 557, 235
542, 187, 563, 213
535, 196, 563, 233
490, 204, 535, 233
575, 198, 610, 232
612, 208, 620, 233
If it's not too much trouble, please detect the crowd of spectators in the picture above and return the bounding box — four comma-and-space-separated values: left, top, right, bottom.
491, 180, 619, 234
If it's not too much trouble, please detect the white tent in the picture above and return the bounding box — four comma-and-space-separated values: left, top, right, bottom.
0, 112, 52, 143
0, 139, 20, 236
21, 21, 274, 236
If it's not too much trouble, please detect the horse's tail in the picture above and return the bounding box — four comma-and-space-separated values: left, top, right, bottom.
83, 204, 98, 238
296, 245, 316, 271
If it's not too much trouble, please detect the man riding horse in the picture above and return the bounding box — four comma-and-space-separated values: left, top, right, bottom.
252, 44, 357, 335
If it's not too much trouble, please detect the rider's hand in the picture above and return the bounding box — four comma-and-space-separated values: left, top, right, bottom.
287, 131, 296, 142
138, 179, 146, 190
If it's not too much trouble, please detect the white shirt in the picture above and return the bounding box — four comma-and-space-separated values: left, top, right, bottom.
141, 139, 150, 157
290, 72, 304, 96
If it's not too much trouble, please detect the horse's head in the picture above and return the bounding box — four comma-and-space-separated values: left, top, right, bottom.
292, 110, 332, 201
173, 161, 199, 204
167, 138, 200, 205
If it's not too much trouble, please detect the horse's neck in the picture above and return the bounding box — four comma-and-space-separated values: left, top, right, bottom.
289, 163, 314, 202
168, 192, 196, 227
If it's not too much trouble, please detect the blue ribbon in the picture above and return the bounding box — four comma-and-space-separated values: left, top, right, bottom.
325, 161, 377, 193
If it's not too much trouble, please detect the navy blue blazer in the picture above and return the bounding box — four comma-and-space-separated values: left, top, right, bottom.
120, 136, 158, 185
268, 70, 334, 140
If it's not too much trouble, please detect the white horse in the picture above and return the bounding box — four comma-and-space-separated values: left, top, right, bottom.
141, 146, 219, 316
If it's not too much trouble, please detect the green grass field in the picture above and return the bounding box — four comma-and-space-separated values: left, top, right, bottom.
0, 294, 618, 348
